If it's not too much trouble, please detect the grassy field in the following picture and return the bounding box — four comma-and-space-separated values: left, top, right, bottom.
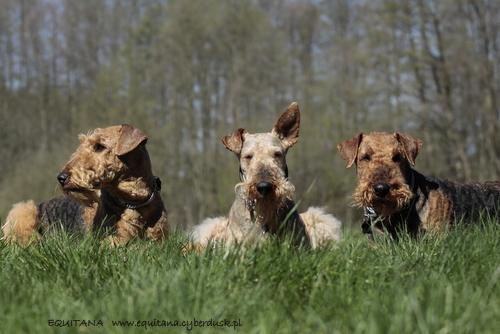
1, 222, 499, 334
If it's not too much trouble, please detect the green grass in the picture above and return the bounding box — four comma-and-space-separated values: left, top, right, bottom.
1, 222, 500, 334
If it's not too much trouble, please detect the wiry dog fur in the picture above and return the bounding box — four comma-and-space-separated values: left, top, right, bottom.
191, 102, 342, 250
338, 132, 500, 240
3, 124, 168, 245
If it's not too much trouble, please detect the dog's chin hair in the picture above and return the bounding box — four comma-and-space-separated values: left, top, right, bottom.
352, 186, 413, 217
64, 190, 99, 207
233, 181, 295, 227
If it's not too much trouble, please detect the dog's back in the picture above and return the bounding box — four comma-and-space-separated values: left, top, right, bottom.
422, 174, 500, 224
37, 195, 90, 235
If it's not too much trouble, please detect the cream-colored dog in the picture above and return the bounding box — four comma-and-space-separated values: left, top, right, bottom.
191, 103, 341, 250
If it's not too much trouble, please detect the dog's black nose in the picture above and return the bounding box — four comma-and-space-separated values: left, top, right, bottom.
373, 183, 390, 198
256, 182, 273, 196
57, 172, 69, 185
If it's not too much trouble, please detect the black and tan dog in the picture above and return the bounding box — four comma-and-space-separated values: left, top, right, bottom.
3, 124, 168, 245
338, 132, 500, 240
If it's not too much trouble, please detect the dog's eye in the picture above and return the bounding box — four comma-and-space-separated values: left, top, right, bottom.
274, 152, 283, 159
244, 154, 253, 160
361, 155, 371, 162
392, 154, 402, 162
94, 144, 106, 152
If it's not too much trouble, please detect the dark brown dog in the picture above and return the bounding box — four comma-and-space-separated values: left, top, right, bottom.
338, 132, 500, 239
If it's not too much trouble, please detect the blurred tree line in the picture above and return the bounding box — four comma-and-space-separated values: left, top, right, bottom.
0, 0, 499, 229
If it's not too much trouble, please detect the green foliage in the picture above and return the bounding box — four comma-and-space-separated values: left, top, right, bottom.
1, 222, 500, 333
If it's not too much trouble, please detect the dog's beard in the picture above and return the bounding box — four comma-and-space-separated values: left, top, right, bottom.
352, 181, 413, 217
60, 187, 100, 207
235, 179, 295, 226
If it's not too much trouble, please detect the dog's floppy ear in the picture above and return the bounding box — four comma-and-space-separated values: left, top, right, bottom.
272, 102, 300, 149
337, 133, 363, 168
115, 124, 148, 156
396, 133, 422, 166
222, 128, 248, 156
